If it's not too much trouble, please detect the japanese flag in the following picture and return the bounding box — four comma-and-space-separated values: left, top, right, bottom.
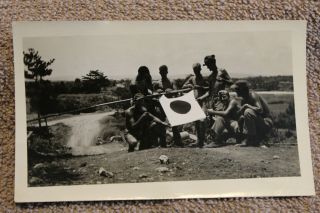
159, 91, 206, 126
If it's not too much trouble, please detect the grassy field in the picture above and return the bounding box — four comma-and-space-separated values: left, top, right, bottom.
262, 93, 294, 116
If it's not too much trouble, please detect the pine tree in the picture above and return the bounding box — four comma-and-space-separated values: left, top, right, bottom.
24, 48, 55, 127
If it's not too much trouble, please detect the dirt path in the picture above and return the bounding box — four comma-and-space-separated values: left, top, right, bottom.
47, 112, 123, 155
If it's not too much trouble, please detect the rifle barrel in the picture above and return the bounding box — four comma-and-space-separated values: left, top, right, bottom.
27, 88, 192, 123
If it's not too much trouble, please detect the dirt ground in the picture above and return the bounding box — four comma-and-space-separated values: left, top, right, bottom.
28, 140, 300, 186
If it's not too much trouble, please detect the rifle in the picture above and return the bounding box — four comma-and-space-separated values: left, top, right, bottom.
27, 88, 192, 123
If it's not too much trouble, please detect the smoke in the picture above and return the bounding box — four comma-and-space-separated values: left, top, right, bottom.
48, 112, 125, 156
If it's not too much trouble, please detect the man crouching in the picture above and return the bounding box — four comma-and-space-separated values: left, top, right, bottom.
205, 90, 240, 147
232, 80, 273, 146
125, 93, 170, 152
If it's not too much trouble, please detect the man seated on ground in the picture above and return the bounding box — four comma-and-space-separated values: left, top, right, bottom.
125, 93, 170, 152
231, 80, 273, 146
205, 90, 240, 148
182, 63, 208, 148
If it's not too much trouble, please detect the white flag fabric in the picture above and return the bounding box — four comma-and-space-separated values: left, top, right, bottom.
159, 91, 206, 126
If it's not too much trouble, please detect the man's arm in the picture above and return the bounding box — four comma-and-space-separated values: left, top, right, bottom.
153, 81, 164, 93
171, 79, 178, 90
197, 91, 209, 101
207, 99, 238, 117
247, 92, 263, 114
239, 92, 263, 114
198, 72, 218, 101
182, 77, 194, 89
147, 113, 171, 127
127, 111, 149, 129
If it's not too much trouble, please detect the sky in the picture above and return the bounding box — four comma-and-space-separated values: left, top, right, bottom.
23, 31, 292, 81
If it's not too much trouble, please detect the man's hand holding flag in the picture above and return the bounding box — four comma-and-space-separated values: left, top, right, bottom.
159, 91, 206, 126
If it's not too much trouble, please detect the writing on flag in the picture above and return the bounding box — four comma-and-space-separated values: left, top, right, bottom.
159, 91, 206, 126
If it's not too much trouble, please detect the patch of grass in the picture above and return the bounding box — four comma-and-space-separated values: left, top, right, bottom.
28, 161, 81, 187
261, 93, 294, 103
27, 123, 80, 187
28, 123, 72, 165
268, 103, 289, 116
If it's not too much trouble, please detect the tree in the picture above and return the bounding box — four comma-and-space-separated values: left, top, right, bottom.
71, 78, 82, 93
24, 48, 55, 82
81, 70, 110, 93
24, 48, 55, 127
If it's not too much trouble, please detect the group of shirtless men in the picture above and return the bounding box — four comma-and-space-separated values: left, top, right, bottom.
124, 54, 273, 152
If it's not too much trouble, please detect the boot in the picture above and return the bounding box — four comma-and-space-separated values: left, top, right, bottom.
246, 135, 259, 146
235, 133, 245, 145
188, 140, 203, 148
204, 135, 224, 148
172, 127, 184, 147
204, 142, 223, 148
236, 135, 259, 147
128, 143, 136, 152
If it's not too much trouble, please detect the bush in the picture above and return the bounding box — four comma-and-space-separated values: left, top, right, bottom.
27, 123, 72, 165
274, 101, 296, 130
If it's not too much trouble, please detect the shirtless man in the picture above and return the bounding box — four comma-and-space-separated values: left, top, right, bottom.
182, 63, 208, 147
134, 66, 153, 96
197, 55, 232, 111
125, 93, 170, 152
196, 55, 218, 106
156, 65, 177, 92
153, 65, 184, 147
231, 80, 273, 146
182, 63, 208, 101
205, 90, 240, 147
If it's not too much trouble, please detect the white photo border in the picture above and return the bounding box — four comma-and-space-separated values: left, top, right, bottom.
13, 21, 315, 202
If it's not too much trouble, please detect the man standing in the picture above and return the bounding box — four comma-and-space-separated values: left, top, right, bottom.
154, 65, 177, 92
182, 63, 208, 101
231, 80, 273, 146
196, 55, 218, 106
125, 93, 170, 151
154, 65, 184, 147
182, 63, 208, 147
134, 66, 153, 96
196, 55, 234, 145
197, 55, 233, 108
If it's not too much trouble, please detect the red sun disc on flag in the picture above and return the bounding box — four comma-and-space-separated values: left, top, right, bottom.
169, 100, 192, 114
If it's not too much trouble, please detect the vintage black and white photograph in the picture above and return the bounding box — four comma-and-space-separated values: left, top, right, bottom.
14, 21, 314, 202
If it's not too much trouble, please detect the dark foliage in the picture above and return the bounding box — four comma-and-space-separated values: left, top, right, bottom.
24, 48, 56, 126
24, 48, 55, 82
274, 101, 296, 130
232, 76, 293, 91
26, 80, 59, 116
27, 123, 72, 158
81, 70, 110, 93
